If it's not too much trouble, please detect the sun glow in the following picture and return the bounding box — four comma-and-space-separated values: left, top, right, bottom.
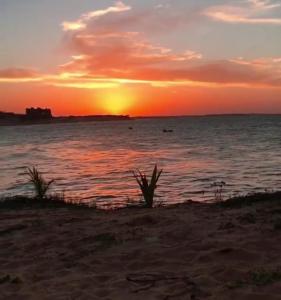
98, 89, 135, 115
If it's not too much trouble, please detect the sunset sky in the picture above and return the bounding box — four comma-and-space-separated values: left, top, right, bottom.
0, 0, 281, 116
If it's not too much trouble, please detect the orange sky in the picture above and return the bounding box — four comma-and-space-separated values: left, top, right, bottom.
1, 82, 281, 116
0, 1, 281, 116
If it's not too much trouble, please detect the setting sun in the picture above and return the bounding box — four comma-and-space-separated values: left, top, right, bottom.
98, 89, 135, 115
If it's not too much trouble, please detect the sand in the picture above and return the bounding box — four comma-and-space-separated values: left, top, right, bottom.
1, 199, 281, 299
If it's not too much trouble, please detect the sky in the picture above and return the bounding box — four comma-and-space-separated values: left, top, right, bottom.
0, 0, 281, 116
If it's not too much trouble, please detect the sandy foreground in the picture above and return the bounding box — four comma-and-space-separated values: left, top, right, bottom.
1, 199, 281, 300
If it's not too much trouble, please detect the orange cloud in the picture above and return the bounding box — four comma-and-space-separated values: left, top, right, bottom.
54, 2, 281, 89
1, 2, 281, 91
61, 33, 202, 73
0, 68, 43, 83
58, 9, 281, 89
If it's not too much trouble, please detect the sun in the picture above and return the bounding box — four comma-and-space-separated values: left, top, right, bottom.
98, 89, 135, 115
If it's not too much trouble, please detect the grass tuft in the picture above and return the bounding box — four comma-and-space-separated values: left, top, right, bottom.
26, 167, 54, 200
251, 269, 281, 286
219, 191, 281, 208
133, 164, 162, 208
0, 195, 89, 210
227, 268, 281, 289
211, 181, 226, 202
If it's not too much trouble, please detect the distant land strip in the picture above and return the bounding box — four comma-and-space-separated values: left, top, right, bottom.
0, 109, 131, 126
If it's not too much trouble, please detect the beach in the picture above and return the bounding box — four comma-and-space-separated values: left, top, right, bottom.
1, 196, 281, 299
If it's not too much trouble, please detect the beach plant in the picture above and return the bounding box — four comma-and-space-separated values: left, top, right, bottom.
26, 167, 54, 201
219, 191, 281, 208
251, 269, 281, 286
133, 164, 162, 208
211, 181, 226, 202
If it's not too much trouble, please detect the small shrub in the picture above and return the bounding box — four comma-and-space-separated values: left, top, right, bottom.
238, 213, 256, 224
26, 167, 54, 200
94, 233, 117, 250
273, 218, 281, 230
0, 275, 11, 285
226, 268, 281, 289
251, 269, 281, 286
133, 164, 162, 208
220, 192, 281, 208
211, 181, 226, 202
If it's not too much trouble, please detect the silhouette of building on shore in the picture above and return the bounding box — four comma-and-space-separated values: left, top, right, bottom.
25, 107, 52, 120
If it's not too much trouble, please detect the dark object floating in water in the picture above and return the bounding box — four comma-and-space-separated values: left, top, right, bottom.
129, 127, 133, 130
163, 129, 174, 133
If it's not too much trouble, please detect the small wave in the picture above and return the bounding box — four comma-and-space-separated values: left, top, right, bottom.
1, 116, 281, 206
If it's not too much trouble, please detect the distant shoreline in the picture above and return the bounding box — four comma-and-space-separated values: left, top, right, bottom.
1, 113, 281, 127
0, 115, 132, 127
135, 113, 281, 119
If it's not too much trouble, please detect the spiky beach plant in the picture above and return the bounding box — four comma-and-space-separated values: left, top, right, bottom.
133, 164, 163, 208
26, 167, 54, 201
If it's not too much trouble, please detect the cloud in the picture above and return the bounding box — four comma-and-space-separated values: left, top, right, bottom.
47, 58, 281, 89
230, 56, 281, 67
55, 2, 281, 89
62, 1, 131, 31
1, 2, 281, 90
60, 2, 203, 84
62, 1, 198, 36
60, 33, 202, 74
113, 60, 281, 87
248, 0, 280, 10
204, 0, 281, 25
0, 68, 43, 83
3, 57, 279, 89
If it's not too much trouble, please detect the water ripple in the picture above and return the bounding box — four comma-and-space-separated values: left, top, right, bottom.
1, 116, 281, 207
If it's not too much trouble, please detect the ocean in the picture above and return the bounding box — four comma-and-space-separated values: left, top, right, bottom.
1, 115, 281, 208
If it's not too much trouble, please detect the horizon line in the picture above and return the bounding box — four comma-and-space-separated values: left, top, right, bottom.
2, 109, 281, 119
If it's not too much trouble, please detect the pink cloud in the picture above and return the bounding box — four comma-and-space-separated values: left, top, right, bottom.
57, 2, 281, 88
0, 68, 43, 83
60, 2, 204, 85
204, 0, 281, 25
0, 68, 39, 79
62, 1, 131, 31
1, 2, 281, 90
